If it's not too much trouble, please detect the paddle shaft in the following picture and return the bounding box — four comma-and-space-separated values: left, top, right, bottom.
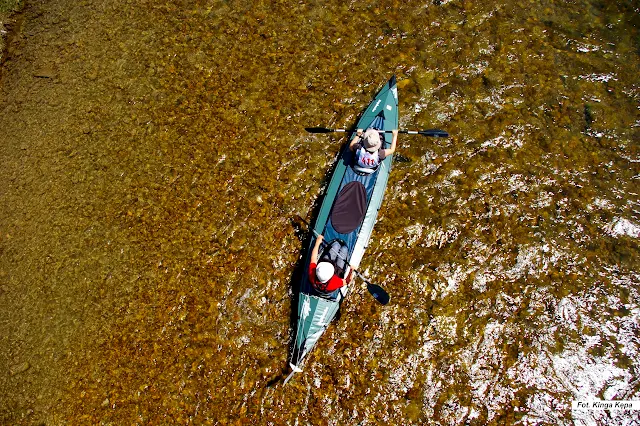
305, 127, 449, 138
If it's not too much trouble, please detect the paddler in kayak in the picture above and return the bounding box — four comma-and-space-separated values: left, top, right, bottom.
309, 234, 350, 294
349, 128, 399, 169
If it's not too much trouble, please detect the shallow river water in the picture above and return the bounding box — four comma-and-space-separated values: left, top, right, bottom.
0, 0, 639, 425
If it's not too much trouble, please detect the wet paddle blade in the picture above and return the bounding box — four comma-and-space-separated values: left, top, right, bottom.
367, 283, 390, 305
417, 129, 449, 138
305, 127, 335, 133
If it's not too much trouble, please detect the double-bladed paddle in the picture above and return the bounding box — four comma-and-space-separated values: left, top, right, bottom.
305, 127, 449, 138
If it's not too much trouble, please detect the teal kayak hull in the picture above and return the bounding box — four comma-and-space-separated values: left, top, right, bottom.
286, 76, 399, 383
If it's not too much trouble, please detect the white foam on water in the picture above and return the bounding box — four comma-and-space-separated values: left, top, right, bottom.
403, 223, 424, 247
434, 262, 469, 298
591, 197, 615, 210
532, 190, 554, 209
476, 84, 525, 118
504, 243, 563, 279
481, 124, 529, 149
604, 217, 640, 238
576, 73, 618, 83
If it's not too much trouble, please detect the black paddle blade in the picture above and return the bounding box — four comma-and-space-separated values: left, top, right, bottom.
367, 283, 390, 305
419, 129, 449, 138
305, 127, 333, 133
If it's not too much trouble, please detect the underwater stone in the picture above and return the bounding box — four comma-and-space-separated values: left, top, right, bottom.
9, 361, 30, 376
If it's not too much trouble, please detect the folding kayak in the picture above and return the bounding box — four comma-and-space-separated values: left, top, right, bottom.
285, 76, 399, 384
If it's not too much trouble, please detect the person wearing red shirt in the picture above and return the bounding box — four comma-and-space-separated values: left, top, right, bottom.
308, 234, 347, 292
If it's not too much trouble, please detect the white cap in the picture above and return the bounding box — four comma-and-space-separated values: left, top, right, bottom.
363, 128, 381, 152
316, 262, 335, 283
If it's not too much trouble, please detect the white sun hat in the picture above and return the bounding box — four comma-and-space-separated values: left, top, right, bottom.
316, 262, 335, 283
363, 128, 381, 152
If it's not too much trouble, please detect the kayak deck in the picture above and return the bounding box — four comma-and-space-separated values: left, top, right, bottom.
287, 76, 399, 383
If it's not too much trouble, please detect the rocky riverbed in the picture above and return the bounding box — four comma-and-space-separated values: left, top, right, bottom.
1, 0, 638, 424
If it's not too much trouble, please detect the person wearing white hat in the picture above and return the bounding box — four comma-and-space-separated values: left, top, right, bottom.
349, 128, 398, 170
309, 234, 348, 292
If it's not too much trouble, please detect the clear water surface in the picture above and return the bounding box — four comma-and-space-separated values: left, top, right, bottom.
0, 0, 638, 424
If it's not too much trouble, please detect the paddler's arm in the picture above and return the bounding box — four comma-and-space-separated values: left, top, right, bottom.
380, 129, 398, 159
342, 266, 355, 285
348, 129, 364, 152
310, 234, 323, 264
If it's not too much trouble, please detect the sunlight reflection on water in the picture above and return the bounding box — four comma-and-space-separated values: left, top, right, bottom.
0, 0, 638, 424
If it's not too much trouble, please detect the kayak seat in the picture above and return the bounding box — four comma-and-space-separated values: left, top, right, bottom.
318, 239, 348, 278
352, 164, 377, 175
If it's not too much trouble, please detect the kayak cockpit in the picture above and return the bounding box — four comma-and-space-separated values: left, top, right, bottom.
311, 238, 352, 301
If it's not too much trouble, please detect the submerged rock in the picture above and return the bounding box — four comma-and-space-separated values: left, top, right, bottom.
33, 67, 56, 78
9, 361, 30, 376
